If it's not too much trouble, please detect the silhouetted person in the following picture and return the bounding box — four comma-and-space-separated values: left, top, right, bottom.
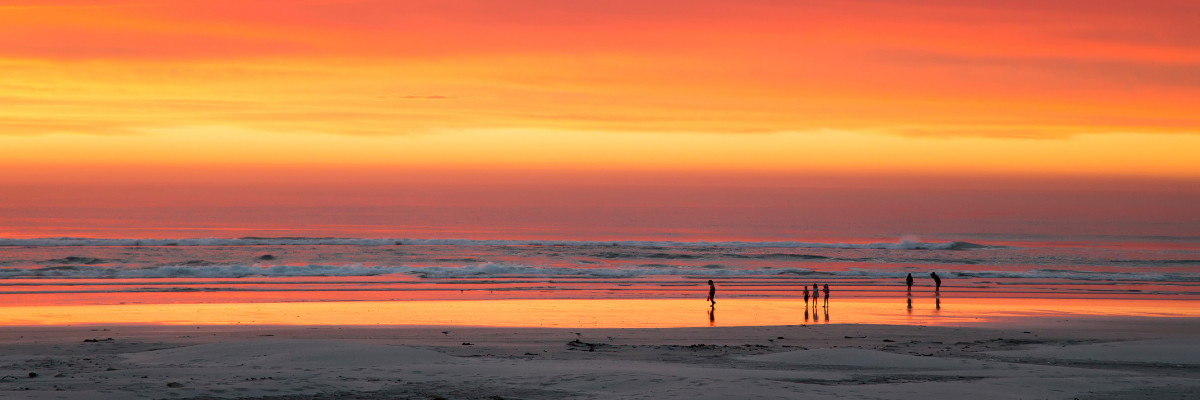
930, 272, 942, 293
822, 284, 830, 306
905, 273, 914, 292
803, 287, 810, 305
706, 280, 716, 306
813, 283, 819, 299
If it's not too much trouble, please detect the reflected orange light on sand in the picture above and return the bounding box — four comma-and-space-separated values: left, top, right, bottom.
3, 299, 1199, 328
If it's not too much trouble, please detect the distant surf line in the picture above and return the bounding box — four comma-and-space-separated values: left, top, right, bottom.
2, 263, 1197, 282
0, 237, 991, 250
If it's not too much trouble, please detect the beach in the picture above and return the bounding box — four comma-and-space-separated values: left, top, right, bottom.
2, 240, 1200, 398
2, 301, 1199, 399
5, 0, 1199, 398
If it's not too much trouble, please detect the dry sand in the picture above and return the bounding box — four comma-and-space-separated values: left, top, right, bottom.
1, 317, 1198, 399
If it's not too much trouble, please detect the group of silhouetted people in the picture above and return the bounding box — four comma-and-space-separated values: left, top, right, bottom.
708, 280, 830, 308
906, 272, 942, 293
906, 272, 944, 312
801, 283, 830, 307
706, 271, 943, 310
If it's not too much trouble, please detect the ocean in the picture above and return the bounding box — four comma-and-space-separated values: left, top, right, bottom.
1, 237, 1197, 307
2, 174, 1198, 325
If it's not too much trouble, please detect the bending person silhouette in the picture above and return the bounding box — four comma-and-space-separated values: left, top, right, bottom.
905, 273, 914, 292
930, 272, 942, 293
707, 280, 716, 306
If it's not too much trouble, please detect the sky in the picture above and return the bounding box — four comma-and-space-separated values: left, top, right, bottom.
1, 1, 1199, 241
1, 0, 1198, 176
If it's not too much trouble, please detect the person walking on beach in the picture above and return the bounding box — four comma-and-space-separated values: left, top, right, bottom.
822, 284, 830, 307
707, 280, 716, 306
905, 273, 914, 292
930, 272, 942, 293
803, 286, 810, 305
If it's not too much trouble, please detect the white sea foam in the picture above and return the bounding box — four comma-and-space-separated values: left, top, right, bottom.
0, 263, 809, 279
2, 263, 1195, 282
949, 269, 1200, 282
0, 264, 412, 279
0, 237, 975, 250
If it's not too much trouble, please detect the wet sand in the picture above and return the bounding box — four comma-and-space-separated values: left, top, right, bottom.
1, 314, 1198, 399
4, 297, 1200, 327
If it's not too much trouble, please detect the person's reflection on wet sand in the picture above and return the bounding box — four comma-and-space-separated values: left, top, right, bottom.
935, 294, 941, 312
707, 306, 715, 326
906, 294, 913, 314
823, 305, 829, 322
804, 305, 809, 322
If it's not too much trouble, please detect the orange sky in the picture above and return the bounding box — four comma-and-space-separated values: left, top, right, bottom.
2, 0, 1199, 176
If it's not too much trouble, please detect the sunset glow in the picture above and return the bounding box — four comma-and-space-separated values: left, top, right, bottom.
3, 0, 1198, 175
3, 0, 1200, 327
3, 5, 1200, 400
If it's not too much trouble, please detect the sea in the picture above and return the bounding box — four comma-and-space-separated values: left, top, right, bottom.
1, 174, 1198, 325
1, 237, 1197, 306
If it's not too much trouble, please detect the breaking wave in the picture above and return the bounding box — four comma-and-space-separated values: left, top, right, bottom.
0, 264, 412, 279
950, 269, 1200, 282
2, 263, 1197, 282
0, 263, 812, 279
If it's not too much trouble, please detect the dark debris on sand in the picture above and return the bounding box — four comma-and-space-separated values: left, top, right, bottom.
1076, 385, 1200, 400
771, 374, 988, 386
181, 381, 582, 400
566, 339, 610, 351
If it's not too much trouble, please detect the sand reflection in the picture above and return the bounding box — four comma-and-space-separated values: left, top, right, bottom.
1, 298, 1199, 328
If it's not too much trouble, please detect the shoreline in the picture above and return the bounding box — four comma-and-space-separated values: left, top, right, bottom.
3, 297, 1200, 328
2, 317, 1198, 399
